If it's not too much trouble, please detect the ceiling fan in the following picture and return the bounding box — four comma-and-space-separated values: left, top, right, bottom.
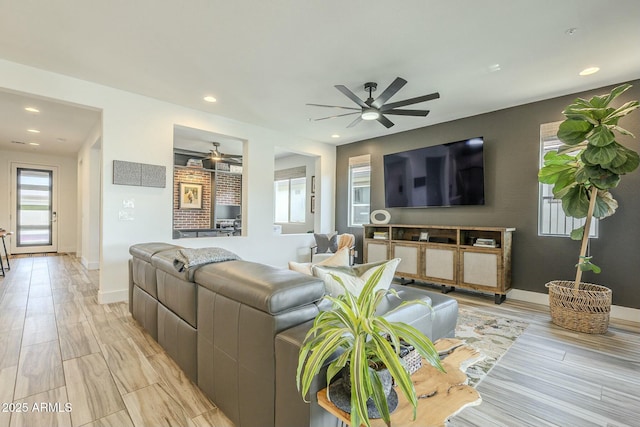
307, 77, 439, 128
202, 142, 242, 163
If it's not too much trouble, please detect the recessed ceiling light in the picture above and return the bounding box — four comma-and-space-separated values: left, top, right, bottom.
27, 129, 40, 133
29, 142, 40, 146
25, 107, 40, 113
331, 134, 340, 138
565, 27, 578, 36
579, 67, 600, 76
203, 95, 217, 103
488, 64, 501, 72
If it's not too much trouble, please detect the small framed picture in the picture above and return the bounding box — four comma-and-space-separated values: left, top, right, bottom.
179, 182, 203, 209
419, 232, 429, 242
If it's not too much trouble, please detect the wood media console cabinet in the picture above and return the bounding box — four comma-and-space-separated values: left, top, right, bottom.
363, 224, 514, 304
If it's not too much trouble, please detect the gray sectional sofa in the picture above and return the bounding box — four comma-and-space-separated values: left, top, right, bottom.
128, 242, 458, 427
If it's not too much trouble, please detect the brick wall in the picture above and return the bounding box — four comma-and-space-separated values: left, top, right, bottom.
216, 172, 242, 205
173, 168, 212, 229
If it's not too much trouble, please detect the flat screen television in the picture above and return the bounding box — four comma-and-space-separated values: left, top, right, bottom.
383, 137, 485, 208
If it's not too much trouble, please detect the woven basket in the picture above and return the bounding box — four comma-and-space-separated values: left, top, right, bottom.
546, 280, 612, 334
401, 349, 422, 376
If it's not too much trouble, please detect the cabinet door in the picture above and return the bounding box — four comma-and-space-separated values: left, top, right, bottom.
460, 250, 501, 289
365, 241, 389, 264
423, 246, 457, 285
392, 244, 420, 277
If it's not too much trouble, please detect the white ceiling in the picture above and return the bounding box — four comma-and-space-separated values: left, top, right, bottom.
1, 0, 639, 157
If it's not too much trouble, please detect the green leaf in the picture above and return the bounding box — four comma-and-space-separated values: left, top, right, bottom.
601, 84, 632, 107
538, 152, 577, 187
561, 185, 589, 218
577, 256, 601, 274
589, 94, 609, 108
557, 119, 592, 145
368, 368, 391, 426
570, 226, 584, 241
350, 335, 371, 427
557, 142, 587, 155
607, 100, 640, 122
581, 144, 618, 165
610, 124, 636, 138
587, 125, 615, 147
605, 145, 640, 175
593, 190, 618, 219
538, 164, 570, 184
584, 165, 621, 189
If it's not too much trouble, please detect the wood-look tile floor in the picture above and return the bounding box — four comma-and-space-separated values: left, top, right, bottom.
437, 288, 640, 427
0, 255, 232, 427
1, 255, 638, 427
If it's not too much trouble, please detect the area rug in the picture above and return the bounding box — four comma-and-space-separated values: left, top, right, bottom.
454, 307, 529, 387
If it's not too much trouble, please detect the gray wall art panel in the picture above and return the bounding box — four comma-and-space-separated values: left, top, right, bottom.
113, 160, 166, 188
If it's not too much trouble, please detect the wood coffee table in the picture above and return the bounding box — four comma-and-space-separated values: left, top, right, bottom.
317, 338, 482, 427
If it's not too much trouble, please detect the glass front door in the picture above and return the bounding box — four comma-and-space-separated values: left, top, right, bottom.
10, 164, 58, 254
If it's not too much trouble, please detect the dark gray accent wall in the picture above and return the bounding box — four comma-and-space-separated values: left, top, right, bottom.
336, 80, 640, 308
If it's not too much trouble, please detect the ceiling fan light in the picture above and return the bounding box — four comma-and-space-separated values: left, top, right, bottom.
361, 108, 380, 121
211, 150, 223, 160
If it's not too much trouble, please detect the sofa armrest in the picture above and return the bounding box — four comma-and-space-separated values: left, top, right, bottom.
275, 321, 342, 427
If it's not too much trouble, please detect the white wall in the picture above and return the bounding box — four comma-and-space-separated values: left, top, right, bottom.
0, 59, 336, 303
0, 149, 78, 253
77, 121, 102, 270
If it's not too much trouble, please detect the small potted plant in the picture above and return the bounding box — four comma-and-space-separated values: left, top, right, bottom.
296, 265, 444, 427
538, 83, 639, 333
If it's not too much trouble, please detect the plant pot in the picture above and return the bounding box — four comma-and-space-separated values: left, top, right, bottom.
328, 367, 398, 418
546, 280, 612, 334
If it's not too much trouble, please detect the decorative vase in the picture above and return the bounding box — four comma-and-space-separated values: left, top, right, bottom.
328, 367, 398, 418
546, 280, 612, 334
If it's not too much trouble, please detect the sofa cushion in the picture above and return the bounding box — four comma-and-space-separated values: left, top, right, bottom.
195, 260, 325, 315
313, 232, 338, 253
289, 246, 350, 276
313, 258, 400, 298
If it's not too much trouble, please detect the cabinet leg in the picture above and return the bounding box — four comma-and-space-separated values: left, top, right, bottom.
441, 285, 455, 294
494, 294, 506, 304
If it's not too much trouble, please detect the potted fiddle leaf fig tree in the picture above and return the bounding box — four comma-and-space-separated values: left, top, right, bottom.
296, 264, 444, 427
538, 83, 639, 333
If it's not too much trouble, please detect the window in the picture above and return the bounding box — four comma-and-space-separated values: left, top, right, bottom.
274, 166, 306, 223
348, 155, 371, 227
538, 122, 598, 237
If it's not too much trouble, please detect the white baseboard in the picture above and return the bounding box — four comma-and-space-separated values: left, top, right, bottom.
507, 289, 640, 324
98, 288, 128, 304
80, 256, 100, 270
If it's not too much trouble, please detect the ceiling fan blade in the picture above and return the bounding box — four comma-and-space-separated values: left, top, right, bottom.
306, 103, 360, 111
347, 115, 363, 128
380, 92, 440, 111
377, 114, 395, 128
371, 77, 407, 109
383, 109, 430, 117
335, 85, 369, 109
314, 112, 360, 121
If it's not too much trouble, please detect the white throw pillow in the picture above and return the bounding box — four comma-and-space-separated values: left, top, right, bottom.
288, 246, 351, 276
313, 258, 400, 298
